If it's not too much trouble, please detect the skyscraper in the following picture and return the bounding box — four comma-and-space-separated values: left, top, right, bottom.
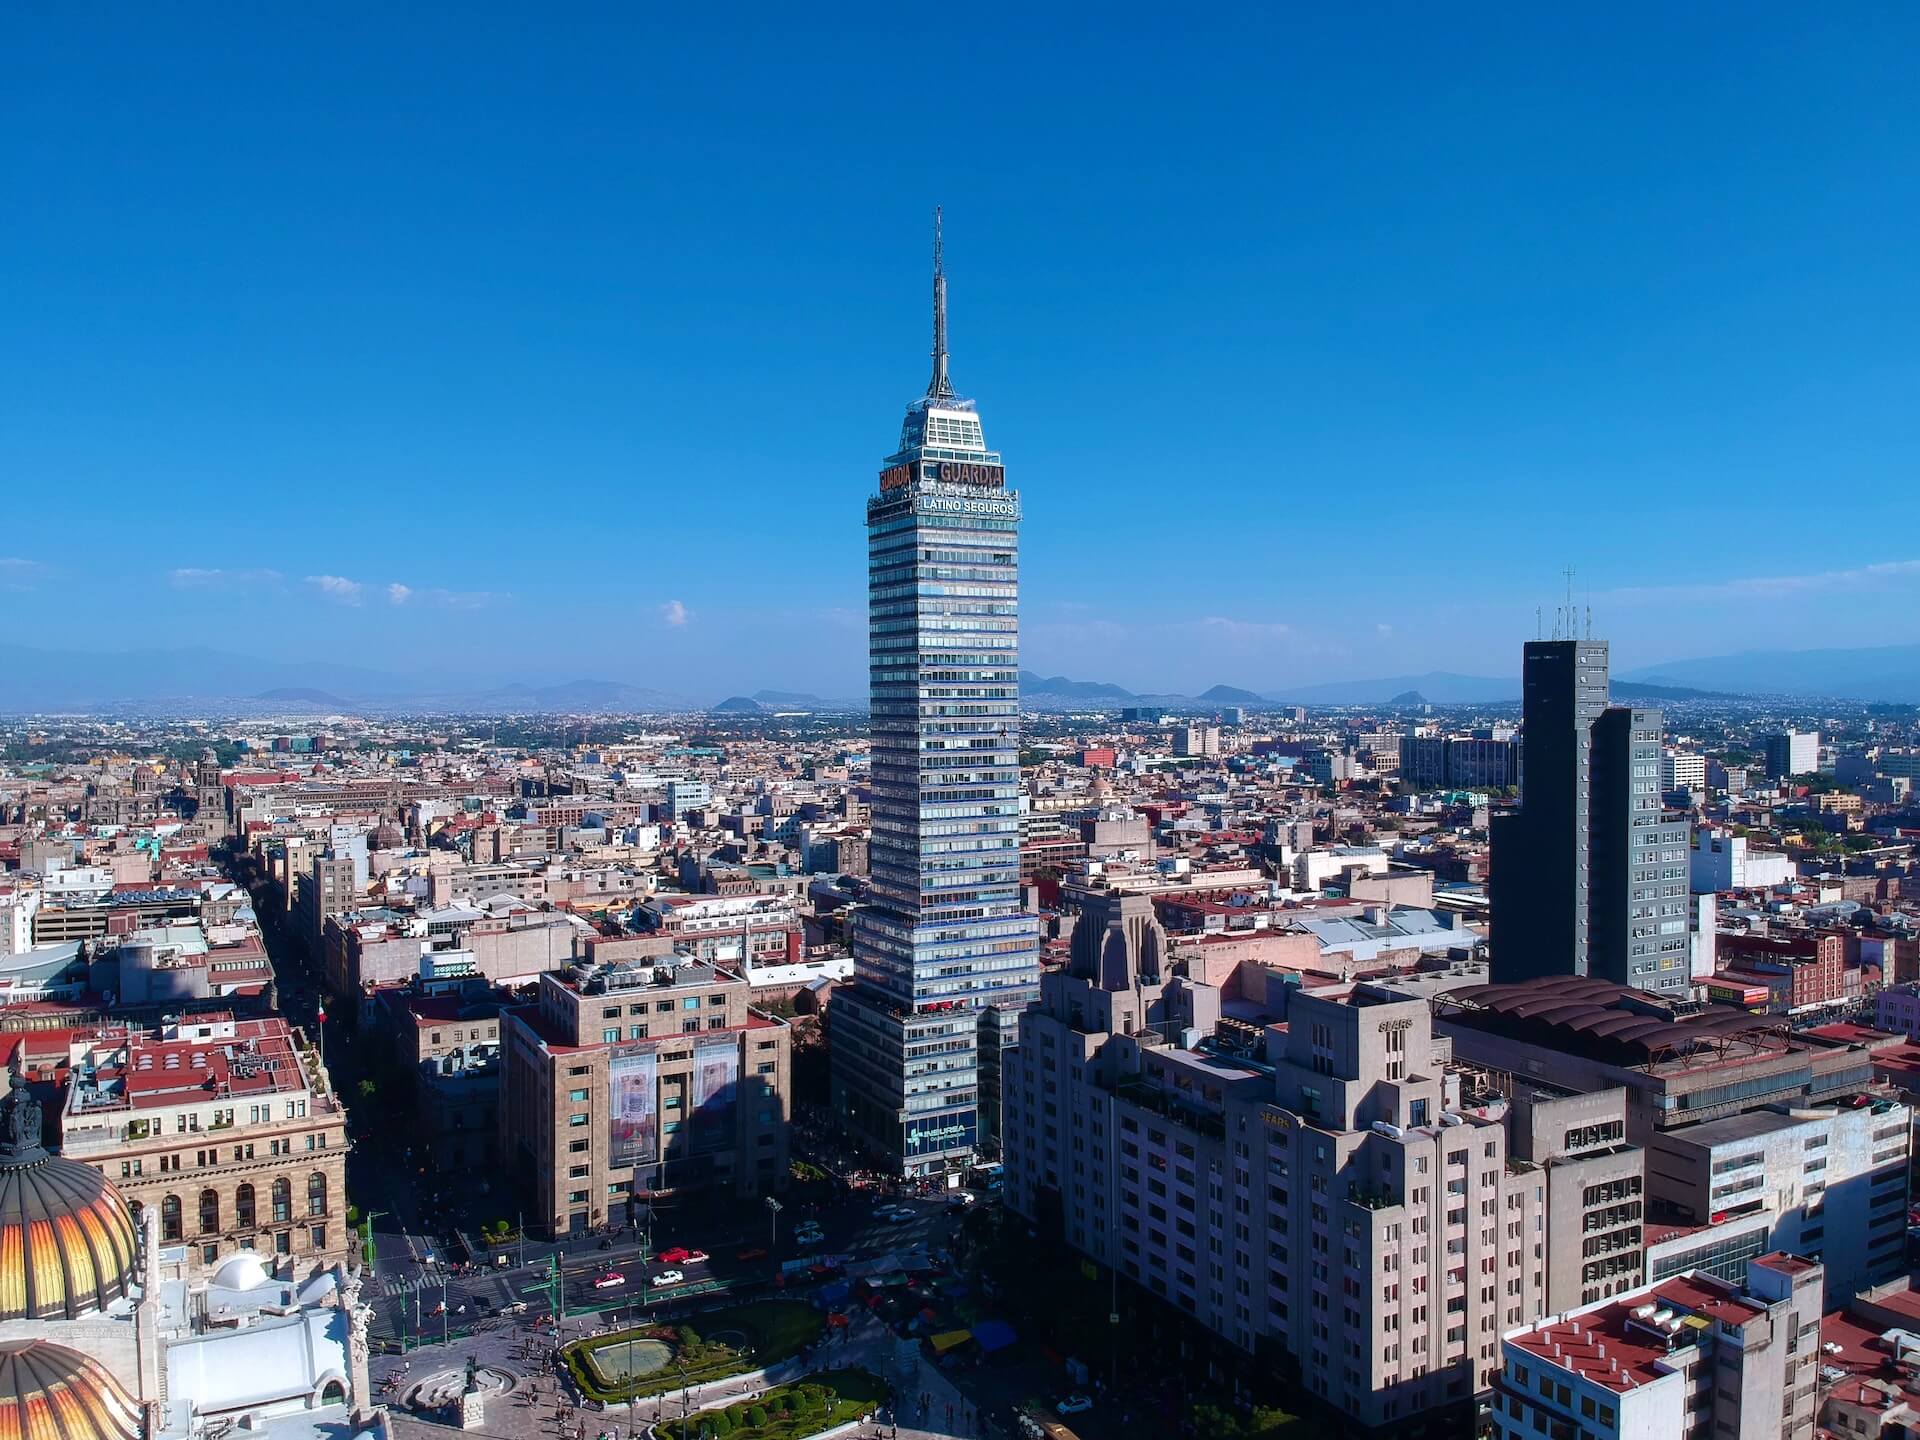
1491, 639, 1690, 993
829, 213, 1039, 1178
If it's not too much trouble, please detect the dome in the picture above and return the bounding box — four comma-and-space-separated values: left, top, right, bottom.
0, 1341, 140, 1440
0, 1063, 139, 1321
211, 1253, 270, 1292
370, 822, 404, 851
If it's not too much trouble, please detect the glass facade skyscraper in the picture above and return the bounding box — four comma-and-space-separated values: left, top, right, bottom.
829, 216, 1039, 1177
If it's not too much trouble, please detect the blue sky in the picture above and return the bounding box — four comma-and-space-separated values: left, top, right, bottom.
4, 5, 1919, 698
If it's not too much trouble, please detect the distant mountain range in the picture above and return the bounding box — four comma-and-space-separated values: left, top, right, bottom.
1620, 643, 1920, 703
1020, 668, 1730, 708
1, 639, 1913, 713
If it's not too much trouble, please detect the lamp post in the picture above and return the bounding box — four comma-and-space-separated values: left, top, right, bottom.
764, 1195, 782, 1253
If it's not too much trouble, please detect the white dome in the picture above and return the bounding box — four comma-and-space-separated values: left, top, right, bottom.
211, 1254, 270, 1291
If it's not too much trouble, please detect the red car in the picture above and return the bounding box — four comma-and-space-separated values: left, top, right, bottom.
656, 1247, 690, 1264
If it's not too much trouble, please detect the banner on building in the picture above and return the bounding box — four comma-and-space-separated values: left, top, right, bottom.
691, 1040, 739, 1147
608, 1051, 658, 1167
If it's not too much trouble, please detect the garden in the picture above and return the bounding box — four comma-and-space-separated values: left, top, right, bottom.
657, 1368, 887, 1440
564, 1299, 826, 1403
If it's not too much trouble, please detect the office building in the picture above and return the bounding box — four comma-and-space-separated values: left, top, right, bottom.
1764, 730, 1820, 780
1505, 1086, 1645, 1312
1004, 959, 1556, 1432
1492, 1255, 1823, 1440
1490, 641, 1690, 994
1400, 735, 1523, 791
1659, 750, 1705, 794
1644, 1097, 1908, 1303
1176, 725, 1222, 758
499, 956, 791, 1237
829, 217, 1039, 1178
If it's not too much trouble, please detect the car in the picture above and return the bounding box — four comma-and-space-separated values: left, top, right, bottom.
879, 1206, 915, 1224
736, 1247, 769, 1262
656, 1247, 690, 1264
683, 1249, 709, 1264
1056, 1396, 1094, 1417
946, 1192, 976, 1210
593, 1272, 625, 1290
651, 1269, 685, 1287
502, 1301, 529, 1315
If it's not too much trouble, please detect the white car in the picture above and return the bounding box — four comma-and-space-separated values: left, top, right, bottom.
1056, 1395, 1093, 1417
592, 1272, 625, 1290
651, 1269, 685, 1287
877, 1205, 915, 1224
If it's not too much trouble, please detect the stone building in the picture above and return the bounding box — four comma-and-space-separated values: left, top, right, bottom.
499, 956, 791, 1238
59, 1015, 350, 1274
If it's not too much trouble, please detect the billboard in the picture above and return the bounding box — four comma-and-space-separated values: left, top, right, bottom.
904, 1109, 976, 1159
608, 1051, 658, 1168
691, 1040, 739, 1149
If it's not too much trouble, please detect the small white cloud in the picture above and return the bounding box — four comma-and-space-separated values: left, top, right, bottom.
169, 567, 281, 590
660, 599, 690, 628
387, 583, 413, 605
306, 575, 365, 605
0, 557, 47, 591
1376, 623, 1394, 638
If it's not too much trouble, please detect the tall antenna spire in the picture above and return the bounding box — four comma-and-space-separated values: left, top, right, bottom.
927, 206, 954, 401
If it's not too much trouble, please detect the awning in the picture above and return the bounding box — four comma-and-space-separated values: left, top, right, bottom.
971, 1319, 1017, 1354
930, 1329, 973, 1354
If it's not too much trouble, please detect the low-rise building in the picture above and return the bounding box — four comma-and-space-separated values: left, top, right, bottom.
60, 1015, 350, 1274
1493, 1253, 1823, 1440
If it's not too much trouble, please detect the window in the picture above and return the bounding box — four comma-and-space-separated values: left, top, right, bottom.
311, 1225, 327, 1249
161, 1194, 183, 1242
569, 1114, 589, 1127
568, 1088, 589, 1102
272, 1178, 292, 1224
200, 1189, 220, 1234
275, 1231, 291, 1255
308, 1172, 327, 1217
236, 1183, 256, 1229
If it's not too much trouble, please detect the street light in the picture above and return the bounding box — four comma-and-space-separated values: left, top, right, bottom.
764, 1196, 782, 1252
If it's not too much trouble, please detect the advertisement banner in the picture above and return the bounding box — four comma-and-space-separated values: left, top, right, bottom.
904, 1109, 976, 1158
691, 1040, 739, 1148
608, 1051, 658, 1168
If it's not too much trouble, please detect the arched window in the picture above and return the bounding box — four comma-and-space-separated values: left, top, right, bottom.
199, 1189, 220, 1234
319, 1380, 346, 1406
236, 1183, 255, 1229
307, 1172, 327, 1217
161, 1194, 183, 1243
271, 1177, 291, 1224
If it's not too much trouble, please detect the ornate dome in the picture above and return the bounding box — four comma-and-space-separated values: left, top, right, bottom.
370, 821, 405, 851
0, 1059, 139, 1321
0, 1340, 141, 1440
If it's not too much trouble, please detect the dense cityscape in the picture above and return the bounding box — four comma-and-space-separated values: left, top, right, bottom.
6, 235, 1920, 1440
8, 14, 1920, 1440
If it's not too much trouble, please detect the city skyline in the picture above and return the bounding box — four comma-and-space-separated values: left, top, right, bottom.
7, 9, 1920, 699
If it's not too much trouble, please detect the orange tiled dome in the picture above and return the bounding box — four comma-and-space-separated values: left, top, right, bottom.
0, 1061, 138, 1321
0, 1341, 141, 1440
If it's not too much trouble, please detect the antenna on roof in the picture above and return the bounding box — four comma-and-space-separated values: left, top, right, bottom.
927, 207, 954, 402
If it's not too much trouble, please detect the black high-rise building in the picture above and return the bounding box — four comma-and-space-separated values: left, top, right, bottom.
1491, 639, 1690, 993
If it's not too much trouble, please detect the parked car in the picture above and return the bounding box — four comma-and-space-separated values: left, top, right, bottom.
683, 1249, 709, 1264
1056, 1395, 1094, 1416
502, 1302, 529, 1315
652, 1269, 685, 1287
593, 1272, 625, 1290
657, 1247, 690, 1264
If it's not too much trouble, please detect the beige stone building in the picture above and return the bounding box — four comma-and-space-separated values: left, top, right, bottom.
500, 956, 791, 1238
59, 1015, 350, 1273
